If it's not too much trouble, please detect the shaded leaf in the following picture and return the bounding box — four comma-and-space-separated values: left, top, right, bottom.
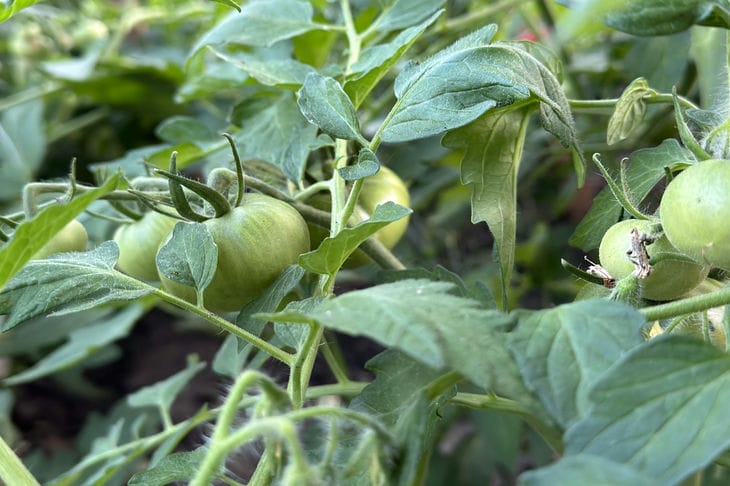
0, 174, 121, 289
3, 304, 146, 386
607, 78, 654, 145
155, 116, 216, 145
0, 242, 153, 331
0, 99, 45, 201
297, 73, 364, 142
565, 337, 730, 484
372, 0, 446, 32
352, 350, 452, 486
298, 202, 411, 277
518, 454, 658, 486
230, 92, 330, 182
508, 299, 645, 428
274, 297, 323, 350
190, 0, 317, 54
443, 106, 531, 305
129, 448, 206, 486
127, 356, 205, 411
209, 47, 317, 87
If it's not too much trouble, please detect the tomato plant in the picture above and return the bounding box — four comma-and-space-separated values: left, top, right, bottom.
3, 1, 730, 485
660, 159, 730, 271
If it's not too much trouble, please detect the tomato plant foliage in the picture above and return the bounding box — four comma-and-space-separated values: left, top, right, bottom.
2, 0, 730, 485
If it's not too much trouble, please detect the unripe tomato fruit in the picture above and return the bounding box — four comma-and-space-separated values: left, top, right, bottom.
659, 159, 730, 271
308, 166, 410, 266
33, 220, 88, 259
598, 219, 708, 301
159, 194, 310, 313
114, 211, 178, 281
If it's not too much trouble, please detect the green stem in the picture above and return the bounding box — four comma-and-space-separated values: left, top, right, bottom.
452, 392, 563, 454
0, 434, 40, 486
339, 0, 361, 75
288, 322, 321, 409
306, 381, 368, 400
152, 288, 294, 366
569, 93, 699, 111
321, 335, 351, 384
192, 371, 270, 486
641, 286, 730, 321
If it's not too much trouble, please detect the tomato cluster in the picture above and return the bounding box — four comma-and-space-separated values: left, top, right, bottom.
591, 158, 730, 348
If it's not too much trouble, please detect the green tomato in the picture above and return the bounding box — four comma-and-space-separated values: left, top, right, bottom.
598, 219, 708, 301
308, 166, 410, 266
114, 211, 178, 281
659, 159, 730, 271
159, 193, 310, 313
33, 220, 88, 259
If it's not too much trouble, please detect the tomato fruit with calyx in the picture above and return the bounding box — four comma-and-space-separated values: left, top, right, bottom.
308, 165, 410, 266
114, 211, 178, 281
33, 220, 88, 259
598, 218, 708, 301
659, 159, 730, 271
159, 193, 310, 313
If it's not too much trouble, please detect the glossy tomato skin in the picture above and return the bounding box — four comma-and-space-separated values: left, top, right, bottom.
659, 159, 730, 271
34, 220, 88, 259
308, 166, 410, 266
160, 193, 310, 313
114, 211, 178, 281
598, 219, 708, 301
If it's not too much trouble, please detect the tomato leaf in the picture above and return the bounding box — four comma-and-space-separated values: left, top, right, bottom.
570, 139, 692, 251
127, 356, 206, 412
518, 454, 659, 486
156, 222, 218, 301
298, 202, 412, 276
372, 0, 446, 32
208, 47, 317, 88
129, 448, 206, 486
607, 77, 654, 145
443, 106, 531, 308
337, 148, 380, 181
190, 0, 318, 55
2, 304, 147, 386
509, 299, 645, 429
0, 0, 42, 23
283, 279, 527, 393
230, 92, 331, 182
565, 337, 730, 484
155, 116, 217, 145
350, 349, 452, 485
0, 99, 45, 202
344, 10, 442, 108
0, 173, 121, 290
297, 73, 365, 143
560, 0, 730, 37
0, 241, 153, 331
